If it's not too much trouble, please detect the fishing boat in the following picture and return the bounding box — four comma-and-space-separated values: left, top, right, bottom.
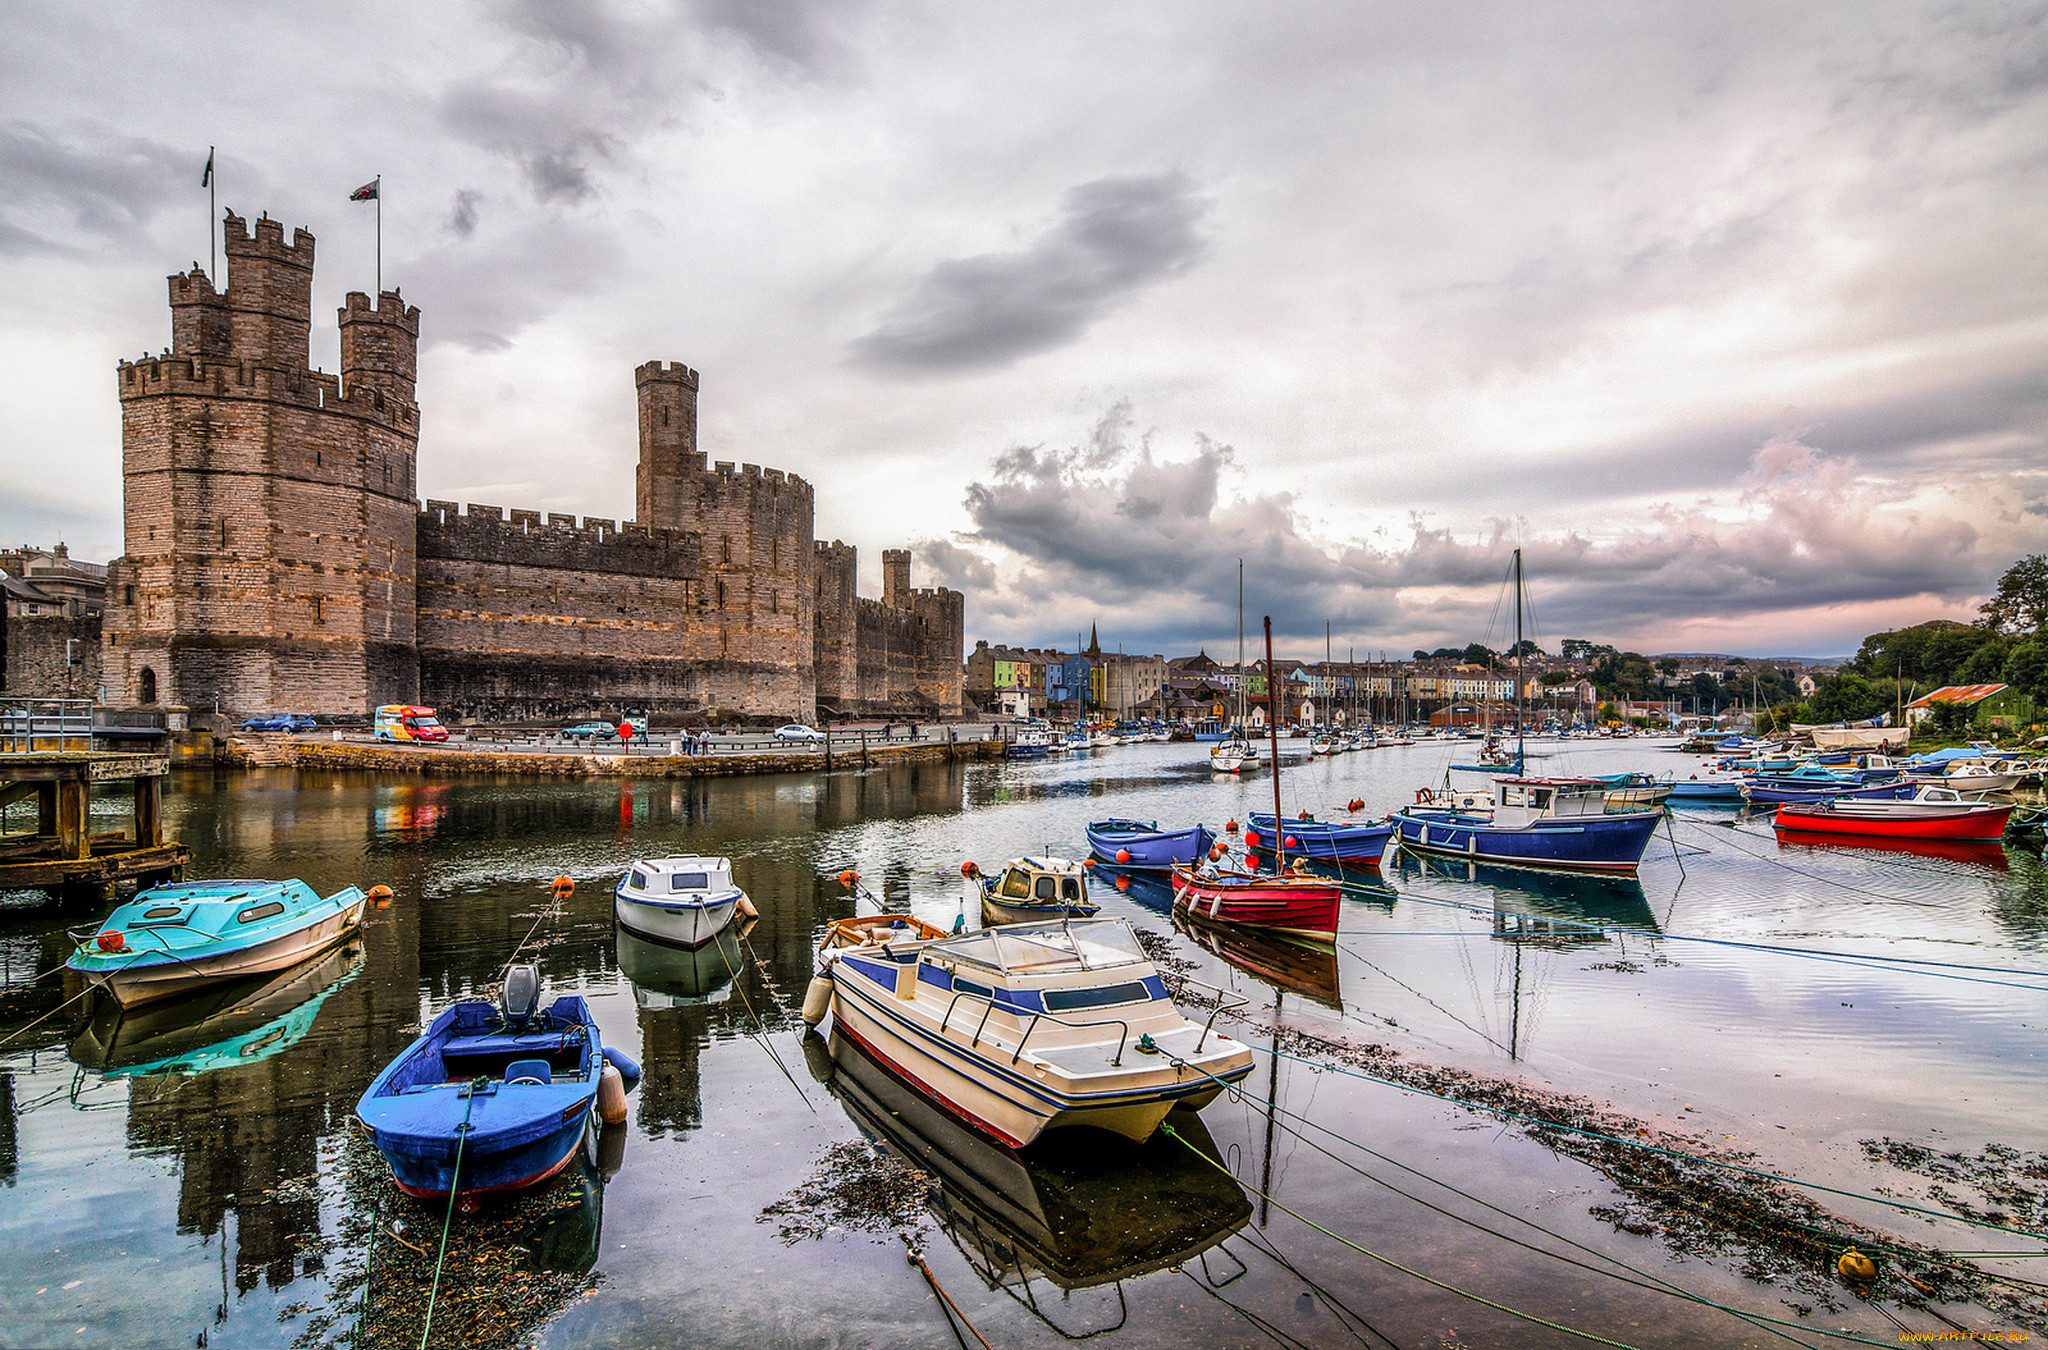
1085, 819, 1216, 872
356, 965, 641, 1204
1008, 727, 1057, 758
802, 915, 1254, 1146
1740, 778, 1920, 805
1170, 861, 1344, 939
1244, 812, 1394, 867
1770, 785, 2015, 840
613, 855, 754, 948
1667, 775, 1747, 801
966, 855, 1101, 926
66, 877, 369, 1008
1391, 777, 1664, 874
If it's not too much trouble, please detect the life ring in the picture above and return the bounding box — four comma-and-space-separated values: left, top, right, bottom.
1416, 787, 1436, 804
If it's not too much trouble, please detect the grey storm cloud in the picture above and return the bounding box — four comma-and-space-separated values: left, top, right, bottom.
933, 408, 2029, 655
0, 121, 188, 255
849, 173, 1211, 374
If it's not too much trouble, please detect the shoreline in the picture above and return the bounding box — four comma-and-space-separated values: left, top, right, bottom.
275, 737, 1005, 778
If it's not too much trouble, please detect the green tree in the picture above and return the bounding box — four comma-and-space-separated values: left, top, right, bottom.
1808, 672, 1881, 722
1461, 643, 1495, 664
1979, 555, 2048, 635
1847, 620, 1999, 689
1927, 699, 1976, 737
2001, 638, 2048, 703
1591, 651, 1656, 700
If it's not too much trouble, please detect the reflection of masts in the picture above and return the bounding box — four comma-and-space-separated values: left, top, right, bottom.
1508, 938, 1522, 1062
1258, 990, 1281, 1227
1264, 616, 1285, 870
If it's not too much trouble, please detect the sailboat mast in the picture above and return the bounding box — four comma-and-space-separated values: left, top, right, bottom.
1514, 547, 1526, 764
1236, 560, 1246, 732
1265, 615, 1285, 870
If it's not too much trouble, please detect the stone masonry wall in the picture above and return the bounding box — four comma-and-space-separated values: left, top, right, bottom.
2, 613, 102, 697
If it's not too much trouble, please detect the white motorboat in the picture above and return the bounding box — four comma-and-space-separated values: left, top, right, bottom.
614, 855, 753, 948
804, 915, 1253, 1146
1209, 733, 1263, 774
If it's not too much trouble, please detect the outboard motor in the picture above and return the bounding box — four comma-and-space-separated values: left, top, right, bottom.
501, 963, 543, 1029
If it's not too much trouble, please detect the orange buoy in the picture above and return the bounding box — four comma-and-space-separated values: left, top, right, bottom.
96, 930, 125, 953
1837, 1249, 1876, 1282
840, 869, 862, 887
366, 884, 394, 906
551, 875, 575, 894
1244, 830, 1261, 849
1224, 819, 1239, 833
1209, 844, 1225, 860
1299, 810, 1311, 820
1348, 799, 1364, 812
1115, 849, 1132, 863
1114, 874, 1131, 890
1080, 856, 1095, 868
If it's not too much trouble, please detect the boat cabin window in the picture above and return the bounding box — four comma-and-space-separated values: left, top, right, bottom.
237, 901, 286, 924
1061, 878, 1083, 901
931, 919, 1146, 974
952, 976, 994, 1002
141, 905, 183, 919
1034, 876, 1057, 900
632, 870, 651, 890
672, 872, 709, 890
998, 869, 1033, 899
1044, 980, 1151, 1012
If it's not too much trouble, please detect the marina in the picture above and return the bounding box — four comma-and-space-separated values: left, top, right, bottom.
3, 738, 2045, 1347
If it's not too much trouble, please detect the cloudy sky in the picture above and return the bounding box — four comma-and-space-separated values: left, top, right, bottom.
3, 2, 2043, 660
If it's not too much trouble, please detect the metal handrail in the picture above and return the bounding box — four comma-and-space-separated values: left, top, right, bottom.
934, 968, 1248, 1067
1166, 976, 1250, 1054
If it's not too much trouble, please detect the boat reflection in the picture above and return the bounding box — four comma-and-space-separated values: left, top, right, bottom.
814, 1029, 1251, 1335
1774, 830, 2011, 871
614, 920, 750, 1008
1093, 866, 1177, 916
1174, 913, 1342, 1009
1393, 851, 1659, 940
69, 941, 363, 1078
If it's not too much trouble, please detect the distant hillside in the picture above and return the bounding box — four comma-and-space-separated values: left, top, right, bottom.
1650, 652, 1852, 667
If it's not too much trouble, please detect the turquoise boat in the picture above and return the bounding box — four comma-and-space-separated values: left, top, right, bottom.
67, 877, 369, 1008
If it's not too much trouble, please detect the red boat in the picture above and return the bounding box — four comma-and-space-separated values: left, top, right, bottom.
1771, 786, 2013, 841
1170, 864, 1342, 941
1773, 830, 2010, 870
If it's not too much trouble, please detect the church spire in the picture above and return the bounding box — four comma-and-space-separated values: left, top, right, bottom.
1087, 623, 1101, 657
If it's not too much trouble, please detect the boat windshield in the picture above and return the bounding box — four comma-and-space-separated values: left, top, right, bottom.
931, 919, 1146, 975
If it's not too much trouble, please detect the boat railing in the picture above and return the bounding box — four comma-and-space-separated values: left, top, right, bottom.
937, 973, 1249, 1067
1172, 977, 1250, 1054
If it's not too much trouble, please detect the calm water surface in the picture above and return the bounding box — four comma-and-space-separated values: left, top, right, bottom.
3, 739, 2045, 1348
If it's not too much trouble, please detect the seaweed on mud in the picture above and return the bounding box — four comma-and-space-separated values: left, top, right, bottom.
1138, 928, 2048, 1331
1861, 1138, 2048, 1232
288, 1132, 605, 1350
758, 1139, 933, 1245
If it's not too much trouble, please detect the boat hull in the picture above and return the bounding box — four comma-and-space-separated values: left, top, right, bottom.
826, 975, 1241, 1148
86, 900, 366, 1008
1741, 780, 1918, 805
1169, 868, 1342, 939
1771, 803, 2014, 840
613, 884, 740, 948
1388, 809, 1660, 874
1245, 814, 1391, 866
1084, 821, 1216, 872
382, 1109, 592, 1199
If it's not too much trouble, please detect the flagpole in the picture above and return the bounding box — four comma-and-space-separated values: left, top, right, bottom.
375, 176, 382, 295
206, 146, 216, 280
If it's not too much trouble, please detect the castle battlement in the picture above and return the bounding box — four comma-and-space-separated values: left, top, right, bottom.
341, 290, 421, 333
419, 500, 693, 548
168, 269, 222, 303
116, 351, 417, 430
223, 212, 314, 264
635, 359, 700, 389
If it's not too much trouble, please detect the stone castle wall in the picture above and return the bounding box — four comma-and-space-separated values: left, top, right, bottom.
104, 211, 962, 722
1, 613, 103, 698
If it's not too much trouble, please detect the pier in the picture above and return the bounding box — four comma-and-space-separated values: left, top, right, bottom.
0, 752, 189, 905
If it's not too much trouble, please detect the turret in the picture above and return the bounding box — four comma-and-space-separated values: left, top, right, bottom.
168, 266, 230, 357
882, 549, 910, 609
221, 212, 314, 367
635, 360, 702, 529
339, 290, 420, 404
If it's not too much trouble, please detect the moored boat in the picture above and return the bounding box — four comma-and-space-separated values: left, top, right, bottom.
1389, 778, 1663, 874
803, 915, 1253, 1146
966, 855, 1101, 926
1244, 812, 1393, 867
613, 855, 753, 948
66, 877, 369, 1007
1170, 861, 1343, 940
1084, 819, 1216, 872
356, 966, 640, 1204
1770, 785, 2015, 840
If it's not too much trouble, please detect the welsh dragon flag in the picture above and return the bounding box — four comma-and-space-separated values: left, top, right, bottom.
350, 179, 379, 202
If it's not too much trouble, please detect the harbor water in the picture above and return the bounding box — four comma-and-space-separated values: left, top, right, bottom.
3, 739, 2045, 1348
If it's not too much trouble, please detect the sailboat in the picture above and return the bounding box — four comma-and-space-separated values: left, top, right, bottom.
1391, 550, 1664, 874
1204, 561, 1253, 770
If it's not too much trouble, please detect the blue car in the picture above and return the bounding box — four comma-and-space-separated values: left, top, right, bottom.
241, 714, 317, 733
562, 720, 620, 740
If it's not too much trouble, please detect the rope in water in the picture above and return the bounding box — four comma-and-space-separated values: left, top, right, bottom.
903, 1243, 995, 1350
1161, 1123, 1646, 1348
417, 1078, 483, 1350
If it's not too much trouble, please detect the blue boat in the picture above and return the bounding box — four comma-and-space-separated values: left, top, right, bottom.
67, 877, 368, 1008
1244, 812, 1394, 866
1084, 819, 1216, 871
1741, 779, 1919, 805
356, 967, 640, 1203
1390, 779, 1663, 874
1667, 777, 1746, 801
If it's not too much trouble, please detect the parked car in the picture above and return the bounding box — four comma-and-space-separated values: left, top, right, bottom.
241, 714, 317, 733
773, 724, 827, 743
562, 720, 621, 740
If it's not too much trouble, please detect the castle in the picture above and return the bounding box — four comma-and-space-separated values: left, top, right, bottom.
98, 212, 963, 722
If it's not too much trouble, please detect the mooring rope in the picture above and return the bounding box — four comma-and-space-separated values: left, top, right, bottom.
417, 1077, 484, 1350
